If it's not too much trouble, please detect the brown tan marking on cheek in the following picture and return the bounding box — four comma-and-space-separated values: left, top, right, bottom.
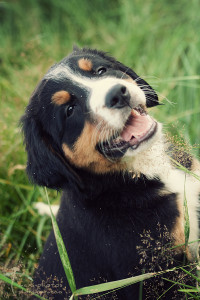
62, 122, 126, 174
78, 58, 93, 72
51, 91, 71, 105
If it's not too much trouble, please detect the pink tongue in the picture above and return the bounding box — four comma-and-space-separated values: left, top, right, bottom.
121, 110, 153, 142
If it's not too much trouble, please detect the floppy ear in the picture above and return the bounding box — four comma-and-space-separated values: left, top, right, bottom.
21, 81, 83, 190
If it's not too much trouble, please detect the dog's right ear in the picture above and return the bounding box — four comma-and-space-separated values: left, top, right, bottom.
20, 80, 83, 190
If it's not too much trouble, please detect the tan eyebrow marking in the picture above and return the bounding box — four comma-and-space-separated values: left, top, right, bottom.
124, 77, 137, 85
78, 58, 93, 72
51, 90, 71, 105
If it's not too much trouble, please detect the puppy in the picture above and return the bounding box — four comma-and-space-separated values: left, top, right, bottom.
21, 47, 200, 299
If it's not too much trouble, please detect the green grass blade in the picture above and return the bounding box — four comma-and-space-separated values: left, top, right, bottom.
36, 215, 48, 252
44, 187, 77, 295
163, 277, 195, 289
0, 219, 15, 249
183, 175, 190, 249
0, 178, 33, 190
179, 289, 200, 293
0, 273, 47, 300
73, 272, 155, 296
179, 290, 200, 299
169, 158, 200, 181
179, 267, 200, 282
157, 265, 197, 299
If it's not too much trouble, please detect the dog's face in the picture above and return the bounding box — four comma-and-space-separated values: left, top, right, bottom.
21, 48, 161, 188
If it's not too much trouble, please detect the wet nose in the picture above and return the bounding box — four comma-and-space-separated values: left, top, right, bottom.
105, 84, 130, 109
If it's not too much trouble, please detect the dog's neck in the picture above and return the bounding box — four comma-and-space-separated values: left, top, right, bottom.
70, 131, 198, 203
134, 141, 171, 180
71, 133, 167, 196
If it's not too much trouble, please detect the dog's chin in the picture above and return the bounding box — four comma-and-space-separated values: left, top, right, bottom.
97, 106, 161, 160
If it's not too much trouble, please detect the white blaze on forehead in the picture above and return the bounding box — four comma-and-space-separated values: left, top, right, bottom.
45, 64, 97, 87
45, 64, 146, 129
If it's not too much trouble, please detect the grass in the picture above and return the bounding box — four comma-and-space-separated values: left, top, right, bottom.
0, 0, 200, 298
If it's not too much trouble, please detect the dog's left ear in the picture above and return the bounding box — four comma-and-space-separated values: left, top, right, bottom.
135, 75, 159, 107
20, 80, 83, 191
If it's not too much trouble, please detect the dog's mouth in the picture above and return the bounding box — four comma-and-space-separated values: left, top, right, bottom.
98, 106, 157, 158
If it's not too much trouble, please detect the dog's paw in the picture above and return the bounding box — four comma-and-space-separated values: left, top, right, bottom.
34, 202, 59, 216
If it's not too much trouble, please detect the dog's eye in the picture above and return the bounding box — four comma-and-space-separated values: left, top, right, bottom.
97, 67, 107, 75
66, 105, 76, 117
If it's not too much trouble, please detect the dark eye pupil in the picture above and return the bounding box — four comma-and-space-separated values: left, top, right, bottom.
97, 67, 106, 75
67, 105, 75, 117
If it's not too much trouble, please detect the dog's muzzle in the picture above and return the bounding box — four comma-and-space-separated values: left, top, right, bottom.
97, 104, 157, 159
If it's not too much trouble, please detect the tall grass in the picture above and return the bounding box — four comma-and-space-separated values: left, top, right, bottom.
0, 0, 200, 298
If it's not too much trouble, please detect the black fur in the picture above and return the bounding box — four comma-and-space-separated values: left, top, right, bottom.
32, 173, 186, 299
21, 48, 192, 299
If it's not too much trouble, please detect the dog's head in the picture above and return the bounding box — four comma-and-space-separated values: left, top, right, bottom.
21, 47, 161, 189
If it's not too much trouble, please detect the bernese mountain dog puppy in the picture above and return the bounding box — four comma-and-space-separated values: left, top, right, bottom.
21, 47, 200, 299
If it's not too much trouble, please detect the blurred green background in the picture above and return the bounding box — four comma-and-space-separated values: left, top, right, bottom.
0, 0, 200, 297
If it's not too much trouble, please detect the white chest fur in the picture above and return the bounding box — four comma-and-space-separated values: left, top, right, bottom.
126, 133, 200, 260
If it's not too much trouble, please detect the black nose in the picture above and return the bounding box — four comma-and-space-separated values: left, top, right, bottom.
105, 84, 130, 109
